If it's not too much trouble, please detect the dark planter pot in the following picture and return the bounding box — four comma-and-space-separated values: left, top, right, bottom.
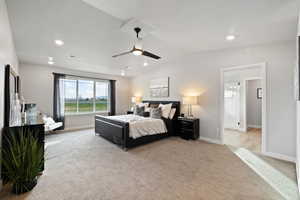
12, 178, 37, 194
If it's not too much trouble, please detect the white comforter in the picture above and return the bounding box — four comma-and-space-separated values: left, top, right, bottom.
105, 115, 167, 139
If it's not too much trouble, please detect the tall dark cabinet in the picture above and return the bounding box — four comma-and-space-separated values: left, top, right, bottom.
2, 65, 45, 180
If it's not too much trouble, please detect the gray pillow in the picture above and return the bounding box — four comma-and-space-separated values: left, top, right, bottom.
134, 105, 145, 116
150, 107, 162, 119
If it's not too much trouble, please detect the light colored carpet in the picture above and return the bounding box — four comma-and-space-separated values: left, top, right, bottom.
0, 129, 297, 200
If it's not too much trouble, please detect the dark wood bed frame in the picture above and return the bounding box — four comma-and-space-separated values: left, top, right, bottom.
95, 101, 180, 150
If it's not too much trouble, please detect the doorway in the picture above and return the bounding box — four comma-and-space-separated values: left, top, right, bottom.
220, 63, 266, 154
224, 81, 241, 130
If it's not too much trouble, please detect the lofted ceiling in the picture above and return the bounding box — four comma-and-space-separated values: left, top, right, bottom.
6, 0, 299, 76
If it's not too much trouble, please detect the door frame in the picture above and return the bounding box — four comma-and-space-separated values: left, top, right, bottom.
220, 62, 267, 154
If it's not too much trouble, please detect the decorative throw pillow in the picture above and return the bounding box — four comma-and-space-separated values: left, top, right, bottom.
150, 107, 162, 119
134, 105, 145, 116
138, 102, 149, 108
159, 103, 172, 119
169, 108, 176, 119
145, 107, 151, 112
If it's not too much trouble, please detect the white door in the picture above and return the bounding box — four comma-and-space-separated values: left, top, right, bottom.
224, 82, 241, 130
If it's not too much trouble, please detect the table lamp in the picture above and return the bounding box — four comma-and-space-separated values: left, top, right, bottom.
131, 96, 142, 110
182, 96, 198, 118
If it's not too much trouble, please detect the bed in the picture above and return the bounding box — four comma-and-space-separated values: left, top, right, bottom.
95, 101, 180, 150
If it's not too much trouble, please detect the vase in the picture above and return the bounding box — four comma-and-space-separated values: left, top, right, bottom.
12, 178, 37, 194
10, 93, 22, 126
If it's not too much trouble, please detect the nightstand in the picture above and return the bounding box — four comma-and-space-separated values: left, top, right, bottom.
177, 118, 200, 140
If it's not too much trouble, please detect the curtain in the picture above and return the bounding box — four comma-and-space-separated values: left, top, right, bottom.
109, 80, 116, 116
53, 73, 66, 130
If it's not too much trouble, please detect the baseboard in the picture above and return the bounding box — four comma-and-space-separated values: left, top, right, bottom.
263, 151, 296, 163
247, 125, 262, 129
47, 126, 94, 134
64, 125, 94, 132
199, 136, 222, 145
238, 128, 247, 132
297, 163, 300, 194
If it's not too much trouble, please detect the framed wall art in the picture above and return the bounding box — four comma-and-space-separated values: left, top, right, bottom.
149, 77, 169, 98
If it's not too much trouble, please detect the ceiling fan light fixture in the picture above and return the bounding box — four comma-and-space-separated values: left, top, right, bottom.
132, 49, 142, 56
112, 27, 161, 59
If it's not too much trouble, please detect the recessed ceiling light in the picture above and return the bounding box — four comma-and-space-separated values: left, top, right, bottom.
226, 35, 236, 41
54, 40, 64, 46
121, 70, 125, 76
143, 62, 148, 66
48, 57, 53, 61
48, 61, 54, 65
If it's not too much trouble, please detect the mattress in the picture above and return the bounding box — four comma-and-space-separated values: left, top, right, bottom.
105, 114, 167, 139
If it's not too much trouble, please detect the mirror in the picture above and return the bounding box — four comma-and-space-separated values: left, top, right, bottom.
4, 64, 20, 127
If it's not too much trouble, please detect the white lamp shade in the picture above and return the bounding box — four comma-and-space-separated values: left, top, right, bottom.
182, 96, 198, 105
131, 97, 136, 103
132, 96, 142, 103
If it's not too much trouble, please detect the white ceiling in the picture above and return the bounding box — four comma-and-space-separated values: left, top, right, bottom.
6, 0, 299, 76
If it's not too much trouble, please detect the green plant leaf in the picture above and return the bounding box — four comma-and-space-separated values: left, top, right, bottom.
1, 129, 44, 186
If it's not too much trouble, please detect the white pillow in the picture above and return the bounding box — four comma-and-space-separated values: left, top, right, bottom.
43, 117, 56, 126
145, 107, 151, 112
159, 103, 172, 118
169, 108, 176, 119
137, 102, 149, 108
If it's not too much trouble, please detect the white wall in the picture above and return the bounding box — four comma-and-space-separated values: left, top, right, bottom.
131, 41, 296, 159
297, 101, 300, 191
247, 79, 262, 128
0, 0, 19, 190
19, 63, 131, 130
0, 0, 19, 130
296, 11, 300, 192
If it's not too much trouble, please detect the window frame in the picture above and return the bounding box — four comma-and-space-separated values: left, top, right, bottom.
94, 80, 111, 113
63, 76, 110, 115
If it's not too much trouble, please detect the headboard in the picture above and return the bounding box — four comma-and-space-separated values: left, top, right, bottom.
142, 100, 181, 119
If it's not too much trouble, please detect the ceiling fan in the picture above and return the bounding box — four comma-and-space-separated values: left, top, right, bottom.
112, 27, 161, 60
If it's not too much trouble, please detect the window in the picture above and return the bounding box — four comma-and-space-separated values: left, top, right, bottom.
78, 80, 94, 113
64, 79, 77, 113
95, 81, 109, 112
63, 77, 110, 114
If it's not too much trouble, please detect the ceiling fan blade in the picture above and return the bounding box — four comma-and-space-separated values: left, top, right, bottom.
142, 51, 161, 59
112, 50, 132, 58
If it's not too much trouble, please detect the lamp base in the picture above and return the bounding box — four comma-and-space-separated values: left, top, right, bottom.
186, 115, 195, 119
187, 104, 194, 119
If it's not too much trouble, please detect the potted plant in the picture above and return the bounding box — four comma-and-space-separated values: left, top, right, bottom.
1, 130, 44, 194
